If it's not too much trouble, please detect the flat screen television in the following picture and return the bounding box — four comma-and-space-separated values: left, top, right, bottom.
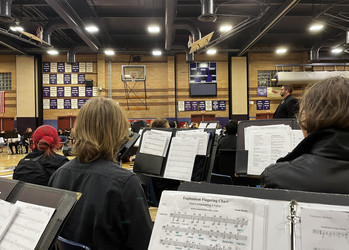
189, 83, 217, 96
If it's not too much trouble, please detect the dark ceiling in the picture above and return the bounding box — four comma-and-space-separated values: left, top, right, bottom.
0, 0, 348, 60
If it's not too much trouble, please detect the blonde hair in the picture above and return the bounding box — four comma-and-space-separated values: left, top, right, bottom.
299, 76, 349, 134
150, 118, 169, 128
72, 97, 130, 163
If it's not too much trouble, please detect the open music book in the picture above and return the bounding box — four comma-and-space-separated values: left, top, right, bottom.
148, 190, 349, 250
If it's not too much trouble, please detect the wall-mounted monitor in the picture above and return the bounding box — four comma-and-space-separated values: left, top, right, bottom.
189, 62, 217, 97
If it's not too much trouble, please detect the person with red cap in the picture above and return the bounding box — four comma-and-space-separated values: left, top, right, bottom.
13, 125, 69, 186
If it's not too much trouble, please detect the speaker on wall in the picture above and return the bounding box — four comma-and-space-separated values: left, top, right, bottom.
86, 80, 93, 87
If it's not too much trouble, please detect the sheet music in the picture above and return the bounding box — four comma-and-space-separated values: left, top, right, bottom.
134, 128, 143, 147
291, 130, 304, 149
245, 125, 292, 175
0, 200, 18, 241
206, 122, 217, 129
176, 131, 209, 155
139, 130, 172, 157
198, 122, 207, 129
0, 201, 55, 250
163, 137, 199, 181
148, 191, 267, 250
298, 204, 349, 250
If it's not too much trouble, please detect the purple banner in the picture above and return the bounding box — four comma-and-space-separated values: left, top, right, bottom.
256, 100, 264, 110
71, 87, 79, 97
218, 101, 226, 110
191, 101, 198, 111
199, 101, 206, 111
264, 100, 270, 110
50, 99, 57, 109
49, 74, 57, 84
184, 101, 192, 111
43, 62, 50, 72
57, 62, 65, 73
85, 87, 93, 97
64, 74, 71, 84
72, 63, 79, 73
212, 101, 219, 111
64, 99, 71, 109
78, 74, 85, 84
78, 99, 88, 109
43, 87, 50, 97
57, 87, 64, 97
257, 87, 267, 96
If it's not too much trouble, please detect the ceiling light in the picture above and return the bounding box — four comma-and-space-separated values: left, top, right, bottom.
309, 23, 324, 32
148, 26, 160, 33
220, 25, 232, 32
85, 25, 99, 33
207, 49, 217, 55
331, 47, 343, 54
104, 49, 115, 56
47, 49, 59, 55
10, 26, 24, 32
152, 50, 162, 56
276, 47, 287, 54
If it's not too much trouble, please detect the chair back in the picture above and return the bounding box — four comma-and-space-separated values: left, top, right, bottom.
55, 236, 91, 250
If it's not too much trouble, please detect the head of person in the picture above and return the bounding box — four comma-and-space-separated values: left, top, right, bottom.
31, 125, 60, 155
151, 118, 170, 128
72, 97, 130, 163
280, 85, 293, 98
25, 127, 32, 133
299, 76, 349, 136
225, 120, 238, 135
168, 121, 176, 128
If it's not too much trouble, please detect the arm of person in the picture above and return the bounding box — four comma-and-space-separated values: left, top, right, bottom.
286, 98, 299, 118
120, 174, 153, 250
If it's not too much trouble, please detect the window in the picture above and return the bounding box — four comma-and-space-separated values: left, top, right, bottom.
0, 73, 12, 90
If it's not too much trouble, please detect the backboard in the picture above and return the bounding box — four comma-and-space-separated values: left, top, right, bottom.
122, 65, 146, 81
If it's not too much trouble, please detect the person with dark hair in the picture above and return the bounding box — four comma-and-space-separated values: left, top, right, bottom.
151, 118, 170, 128
169, 120, 177, 128
49, 97, 152, 249
217, 120, 238, 150
13, 125, 69, 186
8, 129, 21, 154
261, 76, 349, 194
273, 84, 299, 118
23, 127, 32, 154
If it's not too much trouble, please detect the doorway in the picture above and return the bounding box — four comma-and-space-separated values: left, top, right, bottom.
58, 116, 76, 130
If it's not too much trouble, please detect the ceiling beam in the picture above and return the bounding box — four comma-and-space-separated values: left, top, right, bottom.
237, 0, 300, 56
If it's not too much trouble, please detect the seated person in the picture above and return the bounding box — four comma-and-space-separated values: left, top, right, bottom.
23, 127, 33, 154
49, 97, 152, 249
150, 118, 170, 128
13, 125, 69, 186
8, 129, 21, 154
217, 120, 237, 151
260, 76, 349, 194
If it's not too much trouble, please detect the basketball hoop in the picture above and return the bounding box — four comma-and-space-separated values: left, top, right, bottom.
131, 76, 136, 82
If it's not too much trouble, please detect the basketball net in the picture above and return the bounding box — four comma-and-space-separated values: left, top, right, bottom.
131, 76, 136, 82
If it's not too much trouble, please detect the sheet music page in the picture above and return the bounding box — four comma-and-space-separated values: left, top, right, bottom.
0, 201, 55, 250
139, 130, 172, 157
298, 204, 349, 250
163, 137, 199, 181
148, 191, 267, 250
134, 128, 143, 147
206, 123, 217, 129
0, 200, 18, 241
176, 131, 209, 155
198, 122, 207, 129
245, 125, 292, 175
291, 130, 304, 149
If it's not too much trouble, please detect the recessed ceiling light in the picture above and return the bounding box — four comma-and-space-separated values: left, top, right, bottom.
220, 25, 232, 32
10, 26, 24, 32
85, 25, 99, 33
148, 26, 160, 33
207, 49, 217, 55
331, 47, 343, 54
152, 50, 162, 56
47, 49, 59, 55
276, 47, 288, 54
309, 23, 324, 31
104, 49, 115, 56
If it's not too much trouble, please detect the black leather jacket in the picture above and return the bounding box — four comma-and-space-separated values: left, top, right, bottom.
260, 129, 349, 194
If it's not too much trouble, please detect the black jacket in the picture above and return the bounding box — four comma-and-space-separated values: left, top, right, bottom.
13, 148, 69, 186
48, 158, 153, 250
260, 129, 349, 194
273, 95, 299, 118
217, 134, 237, 151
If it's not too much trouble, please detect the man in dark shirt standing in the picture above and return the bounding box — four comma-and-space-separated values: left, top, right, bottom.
273, 84, 299, 118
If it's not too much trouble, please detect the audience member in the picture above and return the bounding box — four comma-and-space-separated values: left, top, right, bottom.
217, 120, 238, 150
8, 129, 21, 154
169, 120, 177, 128
23, 127, 33, 154
261, 76, 349, 194
151, 118, 170, 128
273, 84, 299, 118
49, 97, 152, 249
13, 125, 69, 186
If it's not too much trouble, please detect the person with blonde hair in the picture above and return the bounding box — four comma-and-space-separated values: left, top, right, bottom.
13, 125, 68, 186
49, 97, 153, 249
261, 76, 349, 194
150, 117, 170, 128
